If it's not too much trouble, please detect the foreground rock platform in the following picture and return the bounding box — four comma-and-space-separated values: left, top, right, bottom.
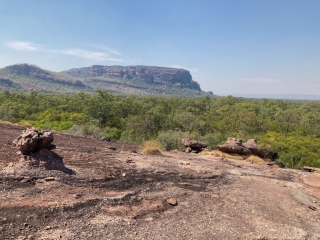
0, 123, 320, 239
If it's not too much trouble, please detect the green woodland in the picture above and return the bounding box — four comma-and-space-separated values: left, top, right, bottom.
1, 90, 320, 169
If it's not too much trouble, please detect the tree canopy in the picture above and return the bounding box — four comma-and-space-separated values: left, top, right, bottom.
1, 91, 320, 169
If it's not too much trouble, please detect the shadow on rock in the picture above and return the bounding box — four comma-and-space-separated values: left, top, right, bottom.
23, 149, 75, 175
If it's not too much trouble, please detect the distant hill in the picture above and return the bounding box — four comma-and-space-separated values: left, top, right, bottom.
232, 93, 320, 100
0, 64, 92, 93
0, 64, 212, 97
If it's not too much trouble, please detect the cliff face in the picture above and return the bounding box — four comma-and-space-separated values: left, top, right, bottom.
63, 65, 201, 91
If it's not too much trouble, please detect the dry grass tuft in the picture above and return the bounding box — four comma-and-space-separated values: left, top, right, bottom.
0, 121, 18, 126
201, 150, 244, 160
141, 141, 162, 155
0, 120, 32, 127
246, 155, 265, 165
20, 121, 32, 127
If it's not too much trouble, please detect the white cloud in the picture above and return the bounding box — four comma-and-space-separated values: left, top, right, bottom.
89, 44, 124, 56
240, 78, 280, 83
5, 41, 41, 51
170, 64, 199, 73
50, 49, 108, 61
5, 40, 124, 62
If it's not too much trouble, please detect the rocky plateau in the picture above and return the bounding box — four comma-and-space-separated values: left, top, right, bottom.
0, 123, 320, 239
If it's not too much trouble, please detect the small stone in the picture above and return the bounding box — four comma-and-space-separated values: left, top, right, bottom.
74, 193, 82, 199
167, 198, 178, 206
308, 206, 316, 211
20, 178, 30, 183
45, 177, 55, 182
122, 173, 127, 177
145, 217, 153, 221
45, 225, 51, 230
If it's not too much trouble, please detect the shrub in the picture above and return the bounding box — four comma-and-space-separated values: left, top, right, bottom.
157, 130, 187, 151
19, 120, 32, 127
29, 120, 73, 131
66, 122, 102, 138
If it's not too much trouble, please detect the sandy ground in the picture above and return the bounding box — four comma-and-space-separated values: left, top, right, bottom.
0, 123, 320, 240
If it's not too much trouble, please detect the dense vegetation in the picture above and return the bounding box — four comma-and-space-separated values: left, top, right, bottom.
1, 90, 320, 169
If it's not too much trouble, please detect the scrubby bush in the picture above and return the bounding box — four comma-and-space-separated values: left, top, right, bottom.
66, 121, 102, 138
156, 130, 187, 151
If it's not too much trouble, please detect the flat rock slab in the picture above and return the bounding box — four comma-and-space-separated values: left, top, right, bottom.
0, 123, 320, 240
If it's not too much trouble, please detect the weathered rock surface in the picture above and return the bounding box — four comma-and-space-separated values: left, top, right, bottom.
182, 138, 207, 153
218, 137, 252, 155
243, 138, 278, 159
218, 138, 278, 160
12, 128, 55, 154
1, 123, 320, 240
22, 149, 64, 170
242, 138, 260, 155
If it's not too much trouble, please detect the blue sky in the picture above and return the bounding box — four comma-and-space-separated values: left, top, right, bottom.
0, 0, 319, 95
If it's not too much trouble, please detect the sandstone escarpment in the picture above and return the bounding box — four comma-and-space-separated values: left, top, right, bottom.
64, 65, 202, 91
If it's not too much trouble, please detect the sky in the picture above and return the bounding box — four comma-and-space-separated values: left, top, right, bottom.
0, 0, 320, 95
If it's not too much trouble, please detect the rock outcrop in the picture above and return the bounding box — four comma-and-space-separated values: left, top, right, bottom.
12, 128, 73, 173
12, 128, 55, 154
182, 138, 207, 153
218, 138, 278, 159
218, 138, 252, 155
242, 139, 260, 156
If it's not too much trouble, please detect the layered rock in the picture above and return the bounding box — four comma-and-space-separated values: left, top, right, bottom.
218, 138, 278, 159
218, 138, 252, 155
182, 138, 207, 153
242, 139, 260, 156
